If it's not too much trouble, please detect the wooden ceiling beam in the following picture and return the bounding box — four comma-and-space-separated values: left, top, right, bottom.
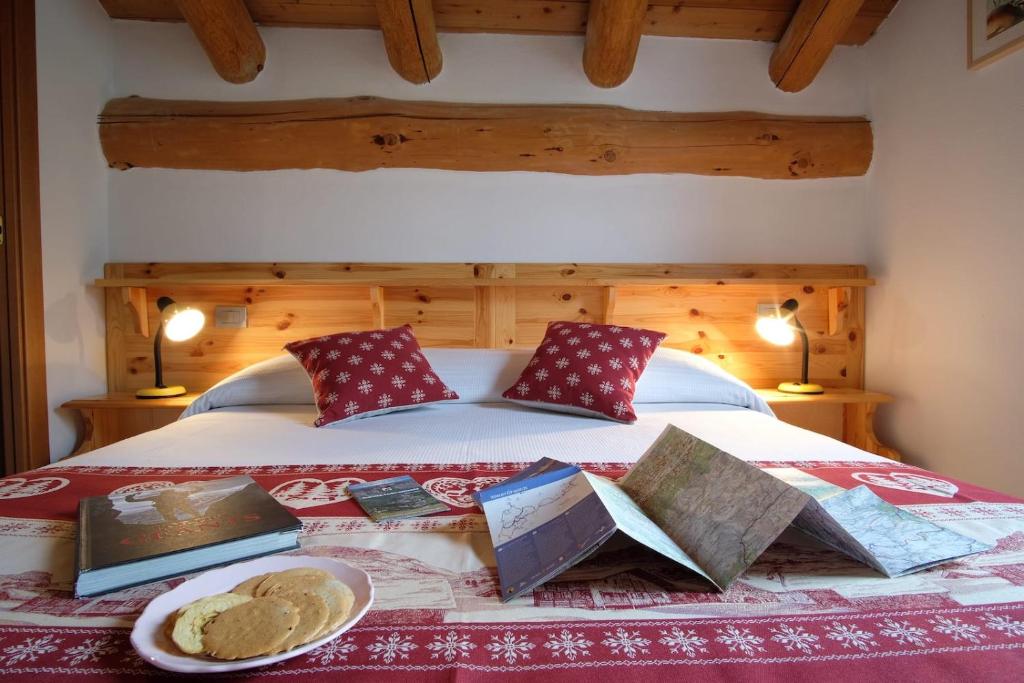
98, 96, 873, 180
175, 0, 266, 84
583, 0, 647, 88
375, 0, 442, 84
99, 1, 899, 47
769, 0, 866, 92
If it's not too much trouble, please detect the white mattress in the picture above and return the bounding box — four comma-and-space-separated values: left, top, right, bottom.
62, 402, 887, 468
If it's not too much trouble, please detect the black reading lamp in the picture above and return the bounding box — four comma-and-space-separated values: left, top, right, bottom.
755, 298, 824, 394
136, 297, 205, 399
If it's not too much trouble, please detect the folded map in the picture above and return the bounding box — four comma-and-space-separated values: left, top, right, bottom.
475, 425, 991, 601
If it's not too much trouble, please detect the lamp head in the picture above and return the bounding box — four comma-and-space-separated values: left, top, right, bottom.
157, 296, 205, 342
755, 299, 799, 346
754, 298, 823, 394
137, 297, 205, 399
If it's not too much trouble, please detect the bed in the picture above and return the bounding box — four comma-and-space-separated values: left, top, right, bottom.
1, 342, 1022, 681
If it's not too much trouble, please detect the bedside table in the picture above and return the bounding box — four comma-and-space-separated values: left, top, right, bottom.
61, 393, 200, 457
756, 388, 900, 461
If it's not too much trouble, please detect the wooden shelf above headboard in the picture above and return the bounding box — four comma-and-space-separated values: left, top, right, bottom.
100, 262, 872, 395
95, 262, 874, 288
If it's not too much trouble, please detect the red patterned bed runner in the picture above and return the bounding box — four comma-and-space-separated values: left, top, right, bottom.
0, 460, 1021, 680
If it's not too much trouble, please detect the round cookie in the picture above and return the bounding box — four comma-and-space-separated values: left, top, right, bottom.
310, 579, 355, 638
231, 572, 273, 597
171, 593, 251, 655
270, 588, 330, 652
254, 568, 334, 597
203, 597, 299, 660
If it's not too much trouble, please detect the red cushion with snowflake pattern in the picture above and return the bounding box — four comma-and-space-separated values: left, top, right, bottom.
502, 321, 667, 423
284, 324, 459, 427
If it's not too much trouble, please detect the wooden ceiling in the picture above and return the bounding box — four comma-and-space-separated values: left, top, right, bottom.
99, 0, 897, 91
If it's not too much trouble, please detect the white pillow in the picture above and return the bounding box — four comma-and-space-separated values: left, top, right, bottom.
182, 347, 771, 419
181, 353, 314, 419
636, 347, 773, 414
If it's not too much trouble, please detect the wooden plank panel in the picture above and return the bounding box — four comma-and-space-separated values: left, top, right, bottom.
369, 286, 385, 328
614, 283, 858, 389
381, 287, 476, 347
112, 261, 482, 283
103, 263, 871, 394
512, 263, 867, 282
99, 97, 874, 180
772, 403, 843, 439
827, 285, 850, 335
98, 0, 897, 45
514, 287, 604, 347
601, 287, 617, 324
113, 284, 372, 392
97, 262, 874, 288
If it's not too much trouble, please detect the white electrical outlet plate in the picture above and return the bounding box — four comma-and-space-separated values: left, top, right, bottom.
757, 303, 782, 318
215, 306, 248, 329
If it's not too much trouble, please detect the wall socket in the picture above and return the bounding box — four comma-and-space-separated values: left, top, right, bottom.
215, 306, 248, 329
757, 303, 782, 318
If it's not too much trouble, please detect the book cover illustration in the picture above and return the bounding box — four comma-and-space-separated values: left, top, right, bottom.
78, 476, 301, 572
475, 425, 991, 601
348, 476, 450, 521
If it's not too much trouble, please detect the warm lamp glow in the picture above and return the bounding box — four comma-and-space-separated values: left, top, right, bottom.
136, 297, 206, 399
163, 306, 205, 342
755, 315, 796, 346
754, 298, 823, 395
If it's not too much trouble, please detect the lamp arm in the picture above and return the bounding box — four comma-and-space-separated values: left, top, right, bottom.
153, 322, 166, 389
792, 316, 810, 385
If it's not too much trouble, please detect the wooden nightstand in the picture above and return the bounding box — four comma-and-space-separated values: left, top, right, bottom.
62, 393, 200, 457
756, 388, 900, 461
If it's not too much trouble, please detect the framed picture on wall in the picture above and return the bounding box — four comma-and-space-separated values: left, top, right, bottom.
969, 0, 1024, 69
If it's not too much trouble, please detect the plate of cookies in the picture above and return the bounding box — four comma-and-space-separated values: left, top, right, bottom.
130, 555, 374, 673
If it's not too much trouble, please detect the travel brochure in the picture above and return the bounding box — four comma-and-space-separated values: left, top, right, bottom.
475, 425, 991, 601
348, 475, 450, 521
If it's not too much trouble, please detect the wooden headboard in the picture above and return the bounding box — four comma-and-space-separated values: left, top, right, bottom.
98, 263, 871, 394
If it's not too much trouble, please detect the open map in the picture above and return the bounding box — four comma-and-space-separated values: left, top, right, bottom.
493, 473, 588, 544
476, 426, 991, 601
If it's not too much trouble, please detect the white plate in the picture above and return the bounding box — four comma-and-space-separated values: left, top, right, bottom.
130, 555, 374, 673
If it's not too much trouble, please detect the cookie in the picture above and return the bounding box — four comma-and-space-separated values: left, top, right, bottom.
202, 597, 299, 660
310, 579, 355, 638
270, 588, 330, 652
170, 593, 252, 655
254, 567, 334, 597
231, 572, 273, 597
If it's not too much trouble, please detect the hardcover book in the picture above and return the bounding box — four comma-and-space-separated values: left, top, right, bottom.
75, 476, 301, 597
348, 476, 450, 521
475, 425, 991, 601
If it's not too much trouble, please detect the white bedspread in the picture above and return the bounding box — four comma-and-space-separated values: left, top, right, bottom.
63, 402, 885, 468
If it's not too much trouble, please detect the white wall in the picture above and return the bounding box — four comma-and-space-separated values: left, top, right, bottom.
107, 24, 871, 264
36, 13, 875, 460
865, 0, 1024, 496
36, 1, 114, 461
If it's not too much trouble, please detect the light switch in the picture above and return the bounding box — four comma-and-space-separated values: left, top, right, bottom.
215, 306, 248, 329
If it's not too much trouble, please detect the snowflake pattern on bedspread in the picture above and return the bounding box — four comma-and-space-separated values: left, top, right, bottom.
0, 461, 1021, 678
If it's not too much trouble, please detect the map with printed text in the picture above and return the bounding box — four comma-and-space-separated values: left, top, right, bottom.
475, 426, 992, 601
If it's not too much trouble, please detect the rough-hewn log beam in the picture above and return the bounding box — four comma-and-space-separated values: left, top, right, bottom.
582, 0, 646, 88
176, 0, 266, 84
99, 97, 873, 179
375, 0, 442, 84
100, 1, 899, 46
770, 0, 866, 92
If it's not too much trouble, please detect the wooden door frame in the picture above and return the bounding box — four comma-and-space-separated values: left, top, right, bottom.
0, 0, 49, 472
